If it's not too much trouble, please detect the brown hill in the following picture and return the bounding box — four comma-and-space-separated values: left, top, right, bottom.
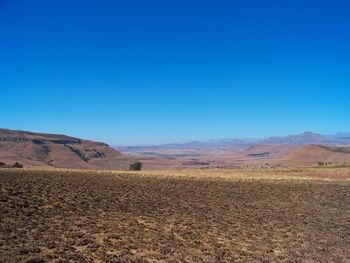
277, 145, 350, 167
0, 128, 134, 170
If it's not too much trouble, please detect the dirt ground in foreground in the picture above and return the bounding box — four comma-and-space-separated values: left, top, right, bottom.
0, 169, 349, 262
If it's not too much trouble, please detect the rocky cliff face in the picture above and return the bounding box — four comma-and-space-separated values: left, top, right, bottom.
0, 129, 135, 170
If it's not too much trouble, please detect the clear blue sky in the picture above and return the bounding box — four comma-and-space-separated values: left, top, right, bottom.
1, 0, 349, 145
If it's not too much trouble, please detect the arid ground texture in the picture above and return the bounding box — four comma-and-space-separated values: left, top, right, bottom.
1, 168, 349, 262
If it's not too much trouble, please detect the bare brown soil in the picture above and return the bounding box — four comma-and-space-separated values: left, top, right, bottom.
1, 169, 349, 262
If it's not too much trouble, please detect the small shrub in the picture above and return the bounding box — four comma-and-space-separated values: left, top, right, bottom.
129, 161, 142, 171
12, 162, 24, 168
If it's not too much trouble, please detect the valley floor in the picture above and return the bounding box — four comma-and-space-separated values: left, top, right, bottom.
0, 168, 349, 262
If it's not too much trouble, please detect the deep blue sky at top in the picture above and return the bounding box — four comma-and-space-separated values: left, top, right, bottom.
0, 0, 349, 145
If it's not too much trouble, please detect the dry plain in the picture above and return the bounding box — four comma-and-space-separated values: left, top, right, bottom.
0, 168, 349, 262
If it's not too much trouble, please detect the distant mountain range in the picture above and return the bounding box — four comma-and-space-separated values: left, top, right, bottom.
259, 131, 350, 145
119, 131, 350, 150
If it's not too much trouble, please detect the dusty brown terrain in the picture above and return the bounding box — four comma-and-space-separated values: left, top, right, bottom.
119, 144, 300, 169
122, 144, 350, 170
1, 168, 349, 262
0, 129, 134, 170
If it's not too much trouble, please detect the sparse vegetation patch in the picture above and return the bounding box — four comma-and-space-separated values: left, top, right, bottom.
12, 162, 23, 168
129, 161, 142, 171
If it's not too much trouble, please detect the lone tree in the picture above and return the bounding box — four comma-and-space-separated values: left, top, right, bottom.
12, 162, 24, 168
129, 161, 142, 171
